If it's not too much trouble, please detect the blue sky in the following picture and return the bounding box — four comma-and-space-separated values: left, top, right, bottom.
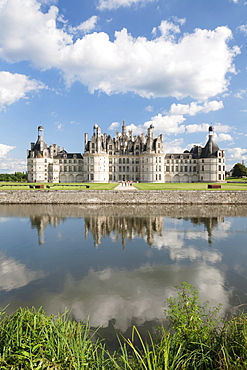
0, 0, 247, 172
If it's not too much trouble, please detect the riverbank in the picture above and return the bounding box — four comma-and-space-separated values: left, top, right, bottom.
0, 284, 246, 369
1, 189, 247, 204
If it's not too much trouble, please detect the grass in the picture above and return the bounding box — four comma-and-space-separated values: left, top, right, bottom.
133, 182, 247, 191
0, 284, 246, 369
1, 179, 247, 191
0, 182, 118, 190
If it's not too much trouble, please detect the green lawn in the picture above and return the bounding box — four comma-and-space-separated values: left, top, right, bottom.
1, 181, 247, 191
0, 182, 118, 190
133, 182, 247, 191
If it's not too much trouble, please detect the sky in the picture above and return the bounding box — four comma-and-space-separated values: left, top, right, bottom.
0, 0, 247, 173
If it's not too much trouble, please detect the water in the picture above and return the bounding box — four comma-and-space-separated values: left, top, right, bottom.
0, 204, 247, 347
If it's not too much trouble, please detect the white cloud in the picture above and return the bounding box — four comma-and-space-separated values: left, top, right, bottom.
0, 143, 15, 158
0, 1, 240, 100
169, 101, 224, 116
54, 121, 64, 131
108, 121, 120, 130
0, 71, 45, 110
215, 133, 233, 142
162, 138, 185, 153
0, 157, 26, 172
97, 0, 155, 11
144, 113, 186, 134
234, 89, 247, 99
145, 105, 154, 112
69, 16, 98, 34
228, 147, 247, 160
186, 123, 210, 134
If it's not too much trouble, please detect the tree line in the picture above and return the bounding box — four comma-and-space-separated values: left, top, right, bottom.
231, 162, 247, 178
0, 172, 28, 182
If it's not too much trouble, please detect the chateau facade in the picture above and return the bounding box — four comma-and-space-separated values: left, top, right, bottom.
27, 123, 225, 183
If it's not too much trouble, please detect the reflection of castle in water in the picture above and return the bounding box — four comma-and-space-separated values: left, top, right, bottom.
84, 216, 163, 247
26, 208, 224, 246
189, 217, 224, 245
30, 215, 66, 245
84, 215, 225, 247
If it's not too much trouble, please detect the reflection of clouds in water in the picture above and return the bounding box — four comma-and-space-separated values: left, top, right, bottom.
213, 220, 232, 239
40, 263, 229, 332
149, 232, 222, 263
0, 217, 10, 223
0, 255, 45, 291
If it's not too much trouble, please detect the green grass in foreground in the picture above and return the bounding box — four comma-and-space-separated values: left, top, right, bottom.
0, 283, 246, 369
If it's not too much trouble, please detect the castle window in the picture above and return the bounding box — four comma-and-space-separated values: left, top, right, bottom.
64, 166, 67, 172
202, 166, 204, 171
202, 159, 204, 163
219, 158, 221, 163
159, 157, 161, 163
119, 158, 122, 164
123, 158, 125, 164
185, 166, 187, 172
166, 166, 169, 172
109, 151, 112, 155
109, 145, 112, 150
119, 166, 122, 172
126, 158, 129, 164
176, 166, 178, 172
109, 166, 112, 172
180, 166, 183, 172
218, 174, 221, 180
159, 174, 161, 180
219, 165, 221, 171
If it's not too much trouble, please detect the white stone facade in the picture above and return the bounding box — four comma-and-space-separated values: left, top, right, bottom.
27, 124, 226, 183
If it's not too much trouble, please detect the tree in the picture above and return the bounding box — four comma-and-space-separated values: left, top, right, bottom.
232, 163, 247, 178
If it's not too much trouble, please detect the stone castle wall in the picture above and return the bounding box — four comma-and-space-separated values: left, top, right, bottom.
1, 190, 247, 204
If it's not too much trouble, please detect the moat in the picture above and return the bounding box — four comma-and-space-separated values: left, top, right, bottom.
0, 204, 246, 348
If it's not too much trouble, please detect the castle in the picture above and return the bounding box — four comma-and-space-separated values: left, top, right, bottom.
27, 123, 225, 183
